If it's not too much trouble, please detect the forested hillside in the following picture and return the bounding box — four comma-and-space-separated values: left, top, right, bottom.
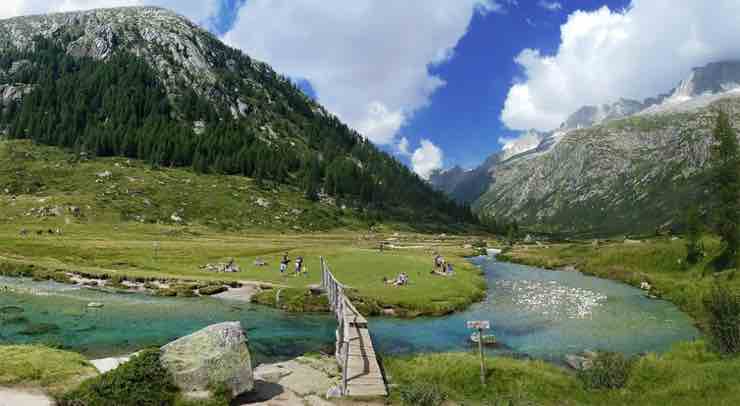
0, 8, 475, 228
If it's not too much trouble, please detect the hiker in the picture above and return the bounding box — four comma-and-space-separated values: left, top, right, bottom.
446, 262, 454, 275
295, 256, 303, 275
280, 253, 289, 274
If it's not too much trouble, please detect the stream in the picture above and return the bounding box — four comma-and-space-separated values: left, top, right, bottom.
0, 256, 700, 364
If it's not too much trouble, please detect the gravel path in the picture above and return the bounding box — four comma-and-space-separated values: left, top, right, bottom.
0, 387, 54, 406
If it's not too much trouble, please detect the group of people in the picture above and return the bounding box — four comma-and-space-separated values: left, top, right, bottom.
279, 253, 307, 277
432, 253, 454, 276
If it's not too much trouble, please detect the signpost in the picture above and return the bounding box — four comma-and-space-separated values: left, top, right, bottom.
467, 320, 490, 385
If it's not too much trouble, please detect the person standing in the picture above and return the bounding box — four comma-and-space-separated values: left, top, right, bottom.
295, 256, 303, 275
280, 253, 289, 275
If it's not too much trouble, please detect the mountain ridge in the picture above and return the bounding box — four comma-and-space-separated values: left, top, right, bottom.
432, 60, 740, 234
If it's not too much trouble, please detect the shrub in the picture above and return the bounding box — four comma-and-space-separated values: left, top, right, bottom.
704, 283, 740, 354
577, 352, 633, 389
59, 349, 177, 406
398, 382, 447, 406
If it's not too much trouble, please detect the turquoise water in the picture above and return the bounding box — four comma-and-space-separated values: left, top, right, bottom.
0, 257, 700, 363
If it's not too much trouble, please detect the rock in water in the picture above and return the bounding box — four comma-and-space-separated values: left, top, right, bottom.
160, 321, 253, 398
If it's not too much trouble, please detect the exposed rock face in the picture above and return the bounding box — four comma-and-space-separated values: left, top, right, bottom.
0, 7, 297, 120
0, 83, 33, 106
160, 321, 253, 398
561, 98, 646, 130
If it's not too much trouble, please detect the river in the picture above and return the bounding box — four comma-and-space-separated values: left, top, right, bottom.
0, 256, 700, 364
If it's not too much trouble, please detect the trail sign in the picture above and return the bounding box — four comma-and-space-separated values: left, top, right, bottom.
467, 320, 490, 330
467, 320, 491, 385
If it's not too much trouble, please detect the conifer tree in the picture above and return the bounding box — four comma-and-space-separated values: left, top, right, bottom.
710, 110, 740, 269
685, 205, 704, 265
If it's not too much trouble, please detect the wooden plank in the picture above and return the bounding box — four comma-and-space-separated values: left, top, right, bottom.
346, 385, 388, 397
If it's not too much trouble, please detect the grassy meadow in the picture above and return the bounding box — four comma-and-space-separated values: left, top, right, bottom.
0, 139, 487, 315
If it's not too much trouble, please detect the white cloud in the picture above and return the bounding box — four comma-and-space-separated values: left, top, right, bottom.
223, 0, 493, 145
412, 139, 444, 179
538, 1, 562, 12
0, 0, 220, 29
397, 136, 411, 157
501, 0, 740, 131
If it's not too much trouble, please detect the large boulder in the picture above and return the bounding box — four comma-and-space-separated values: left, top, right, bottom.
160, 321, 253, 398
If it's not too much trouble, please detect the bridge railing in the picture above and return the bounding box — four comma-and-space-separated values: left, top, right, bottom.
320, 256, 369, 395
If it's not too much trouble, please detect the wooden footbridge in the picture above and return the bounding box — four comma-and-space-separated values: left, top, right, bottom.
320, 257, 388, 397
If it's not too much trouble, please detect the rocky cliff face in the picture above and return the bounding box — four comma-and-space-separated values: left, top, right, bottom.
561, 99, 647, 130
0, 7, 310, 121
432, 61, 740, 235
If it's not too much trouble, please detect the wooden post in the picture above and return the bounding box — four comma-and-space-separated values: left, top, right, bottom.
467, 320, 490, 386
478, 327, 486, 385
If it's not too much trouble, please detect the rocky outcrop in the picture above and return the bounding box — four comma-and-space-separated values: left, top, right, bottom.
561, 98, 647, 130
160, 321, 253, 398
0, 83, 33, 106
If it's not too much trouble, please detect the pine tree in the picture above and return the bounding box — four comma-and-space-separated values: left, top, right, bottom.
685, 205, 704, 265
710, 110, 740, 269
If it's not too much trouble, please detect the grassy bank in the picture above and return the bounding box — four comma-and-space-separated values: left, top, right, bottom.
497, 236, 740, 327
385, 341, 740, 405
0, 345, 97, 396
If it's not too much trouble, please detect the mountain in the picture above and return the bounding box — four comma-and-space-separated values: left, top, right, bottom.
432, 60, 740, 235
560, 99, 647, 130
0, 7, 474, 228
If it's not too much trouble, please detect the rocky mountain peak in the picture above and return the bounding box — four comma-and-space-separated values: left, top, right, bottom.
0, 6, 281, 119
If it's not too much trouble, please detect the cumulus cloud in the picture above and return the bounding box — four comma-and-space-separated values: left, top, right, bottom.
538, 1, 562, 12
412, 139, 444, 179
0, 0, 220, 29
501, 0, 740, 131
223, 0, 493, 145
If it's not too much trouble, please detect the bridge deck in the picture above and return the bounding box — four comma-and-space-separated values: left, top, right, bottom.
344, 323, 387, 397
322, 258, 387, 398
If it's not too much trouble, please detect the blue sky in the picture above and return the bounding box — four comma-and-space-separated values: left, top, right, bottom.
396, 0, 631, 169
4, 0, 738, 177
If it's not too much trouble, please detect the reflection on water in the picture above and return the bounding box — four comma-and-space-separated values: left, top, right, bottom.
0, 257, 701, 363
497, 279, 607, 320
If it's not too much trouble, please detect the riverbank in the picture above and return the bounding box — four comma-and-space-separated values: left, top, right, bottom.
5, 340, 739, 406
384, 340, 740, 406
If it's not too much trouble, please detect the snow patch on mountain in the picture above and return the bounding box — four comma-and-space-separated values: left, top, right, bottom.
499, 131, 544, 161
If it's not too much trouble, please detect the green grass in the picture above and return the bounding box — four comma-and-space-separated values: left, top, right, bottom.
0, 138, 488, 316
386, 341, 740, 406
498, 236, 740, 327
0, 345, 98, 396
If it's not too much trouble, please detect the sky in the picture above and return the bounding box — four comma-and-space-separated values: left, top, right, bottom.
3, 1, 740, 178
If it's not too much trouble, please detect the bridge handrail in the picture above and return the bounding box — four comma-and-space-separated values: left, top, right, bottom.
320, 256, 372, 395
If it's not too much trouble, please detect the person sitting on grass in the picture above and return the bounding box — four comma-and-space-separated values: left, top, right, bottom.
384, 273, 409, 287
394, 272, 409, 287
